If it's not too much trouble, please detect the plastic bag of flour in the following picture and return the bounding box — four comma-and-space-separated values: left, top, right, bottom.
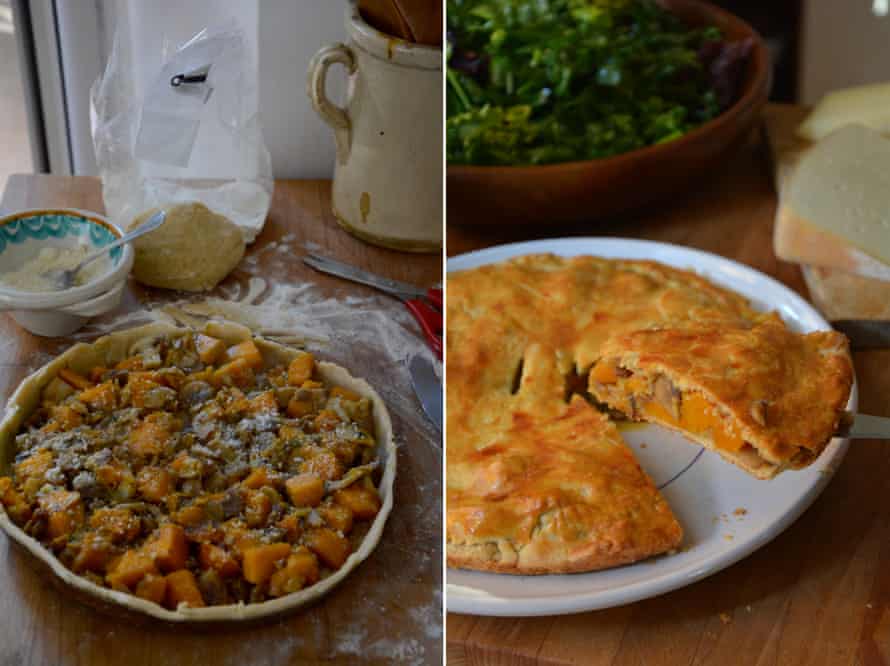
90, 19, 272, 242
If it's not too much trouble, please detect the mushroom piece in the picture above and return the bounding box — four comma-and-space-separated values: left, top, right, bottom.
653, 375, 681, 421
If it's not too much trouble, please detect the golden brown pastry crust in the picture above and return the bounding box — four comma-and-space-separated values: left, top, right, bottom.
588, 318, 853, 479
447, 254, 853, 574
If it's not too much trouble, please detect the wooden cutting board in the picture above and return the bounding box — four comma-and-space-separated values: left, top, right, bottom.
762, 104, 890, 320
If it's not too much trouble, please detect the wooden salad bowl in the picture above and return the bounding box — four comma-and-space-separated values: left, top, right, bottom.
446, 0, 771, 227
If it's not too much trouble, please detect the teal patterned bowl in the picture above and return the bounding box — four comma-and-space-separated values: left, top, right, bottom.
0, 209, 134, 335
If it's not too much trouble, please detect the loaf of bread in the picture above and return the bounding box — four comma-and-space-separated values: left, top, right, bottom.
798, 82, 890, 142
774, 124, 890, 281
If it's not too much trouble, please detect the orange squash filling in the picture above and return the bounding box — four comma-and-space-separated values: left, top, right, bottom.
592, 362, 746, 453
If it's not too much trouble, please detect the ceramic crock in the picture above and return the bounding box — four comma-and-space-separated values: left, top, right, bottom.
307, 3, 442, 253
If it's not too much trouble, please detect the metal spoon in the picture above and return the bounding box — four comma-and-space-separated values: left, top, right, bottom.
43, 210, 166, 290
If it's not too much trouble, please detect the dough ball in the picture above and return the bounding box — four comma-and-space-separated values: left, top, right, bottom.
128, 202, 246, 292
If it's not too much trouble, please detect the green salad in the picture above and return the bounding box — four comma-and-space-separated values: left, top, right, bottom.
447, 0, 751, 166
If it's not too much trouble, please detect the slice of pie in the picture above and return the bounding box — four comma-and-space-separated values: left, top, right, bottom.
588, 317, 854, 479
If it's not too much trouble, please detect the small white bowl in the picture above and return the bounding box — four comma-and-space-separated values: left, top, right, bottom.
8, 279, 127, 337
0, 208, 133, 336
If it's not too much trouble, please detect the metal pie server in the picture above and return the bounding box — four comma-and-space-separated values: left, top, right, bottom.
832, 319, 890, 351
836, 412, 890, 439
409, 354, 442, 433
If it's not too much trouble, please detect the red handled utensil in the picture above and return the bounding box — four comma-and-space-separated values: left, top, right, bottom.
303, 253, 442, 358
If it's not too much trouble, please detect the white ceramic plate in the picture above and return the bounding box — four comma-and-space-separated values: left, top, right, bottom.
446, 238, 858, 617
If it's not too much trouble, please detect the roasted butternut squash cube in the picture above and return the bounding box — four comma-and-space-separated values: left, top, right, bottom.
14, 449, 53, 481
330, 386, 361, 402
287, 353, 315, 386
590, 361, 620, 385
334, 485, 381, 520
242, 543, 292, 584
195, 334, 226, 365
225, 340, 264, 370
0, 477, 31, 523
58, 368, 93, 390
241, 467, 275, 490
198, 543, 240, 578
220, 519, 261, 558
172, 503, 205, 527
248, 390, 278, 415
299, 449, 344, 481
244, 489, 272, 528
38, 490, 84, 540
313, 409, 340, 432
268, 564, 305, 598
304, 528, 350, 569
286, 548, 320, 584
90, 507, 140, 543
286, 399, 313, 418
147, 524, 188, 572
285, 473, 325, 507
106, 549, 158, 588
276, 512, 303, 543
43, 405, 82, 432
213, 358, 255, 388
126, 372, 164, 408
164, 569, 205, 609
78, 381, 117, 411
72, 532, 112, 573
170, 453, 202, 479
318, 503, 353, 534
95, 463, 123, 488
137, 466, 172, 503
134, 573, 167, 605
128, 412, 175, 457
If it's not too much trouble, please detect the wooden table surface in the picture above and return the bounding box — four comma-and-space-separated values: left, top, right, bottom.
0, 175, 443, 666
446, 106, 890, 666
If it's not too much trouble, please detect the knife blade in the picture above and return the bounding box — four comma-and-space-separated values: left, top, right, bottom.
835, 412, 890, 439
832, 319, 890, 351
303, 254, 427, 300
409, 354, 442, 433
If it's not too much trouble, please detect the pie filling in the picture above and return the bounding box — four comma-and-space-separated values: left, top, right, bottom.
0, 332, 382, 610
589, 360, 752, 455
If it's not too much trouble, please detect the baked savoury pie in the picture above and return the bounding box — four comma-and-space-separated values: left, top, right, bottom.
446, 255, 853, 574
0, 322, 395, 620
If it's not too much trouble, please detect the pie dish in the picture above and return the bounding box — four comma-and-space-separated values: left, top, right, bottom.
0, 321, 396, 621
447, 253, 853, 575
